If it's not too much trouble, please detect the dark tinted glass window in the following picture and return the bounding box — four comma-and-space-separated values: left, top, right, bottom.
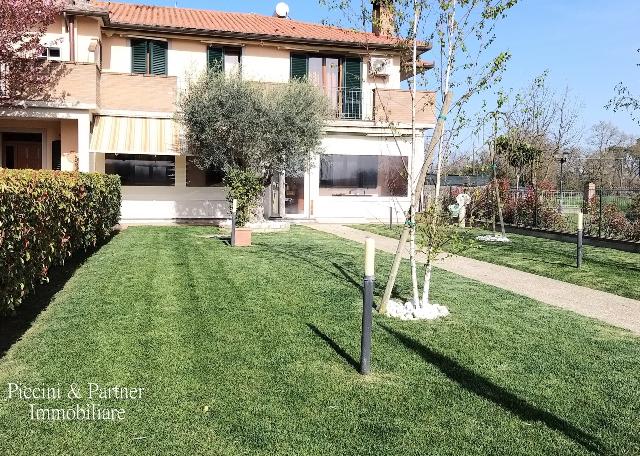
105, 154, 175, 186
52, 140, 61, 171
319, 154, 407, 197
186, 157, 225, 187
320, 155, 378, 189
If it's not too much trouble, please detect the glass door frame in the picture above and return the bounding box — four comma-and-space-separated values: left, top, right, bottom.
283, 171, 310, 219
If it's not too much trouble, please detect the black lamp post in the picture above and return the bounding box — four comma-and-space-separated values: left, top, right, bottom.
556, 151, 570, 212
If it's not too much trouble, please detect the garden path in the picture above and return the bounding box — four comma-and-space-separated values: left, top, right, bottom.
308, 224, 640, 335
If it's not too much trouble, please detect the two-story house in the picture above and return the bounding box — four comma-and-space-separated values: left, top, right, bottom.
0, 0, 435, 222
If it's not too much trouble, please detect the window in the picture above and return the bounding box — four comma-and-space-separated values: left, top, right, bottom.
186, 157, 225, 187
290, 54, 362, 119
131, 39, 168, 75
207, 46, 242, 75
105, 154, 175, 186
40, 47, 61, 61
52, 140, 61, 171
319, 154, 408, 197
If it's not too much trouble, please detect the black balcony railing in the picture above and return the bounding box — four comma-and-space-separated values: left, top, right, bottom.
323, 86, 363, 120
339, 87, 362, 120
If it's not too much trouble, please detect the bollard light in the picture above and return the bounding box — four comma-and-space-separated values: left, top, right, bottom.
360, 237, 375, 375
231, 199, 238, 247
577, 212, 584, 231
365, 237, 375, 277
576, 212, 584, 268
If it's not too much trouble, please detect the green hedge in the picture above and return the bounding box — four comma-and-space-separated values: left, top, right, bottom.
0, 170, 121, 314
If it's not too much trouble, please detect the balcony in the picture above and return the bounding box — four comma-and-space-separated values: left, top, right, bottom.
0, 62, 177, 113
99, 72, 177, 112
327, 87, 436, 125
0, 62, 99, 107
373, 89, 436, 125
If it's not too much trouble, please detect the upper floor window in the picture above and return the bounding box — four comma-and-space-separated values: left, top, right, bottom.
131, 39, 168, 76
207, 46, 242, 75
40, 47, 61, 61
291, 54, 363, 120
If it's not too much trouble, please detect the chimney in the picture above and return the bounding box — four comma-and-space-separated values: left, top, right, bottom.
372, 0, 395, 37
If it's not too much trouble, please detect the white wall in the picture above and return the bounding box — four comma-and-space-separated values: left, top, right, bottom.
120, 186, 229, 220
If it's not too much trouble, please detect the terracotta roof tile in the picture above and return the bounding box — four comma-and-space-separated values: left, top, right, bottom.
97, 1, 422, 50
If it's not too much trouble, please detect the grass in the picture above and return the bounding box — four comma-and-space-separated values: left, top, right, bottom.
0, 226, 639, 455
352, 224, 640, 301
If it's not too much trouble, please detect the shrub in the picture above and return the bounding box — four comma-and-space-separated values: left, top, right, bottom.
0, 170, 121, 314
222, 168, 263, 227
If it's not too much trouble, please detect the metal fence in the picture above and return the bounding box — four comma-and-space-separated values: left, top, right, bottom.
504, 188, 640, 241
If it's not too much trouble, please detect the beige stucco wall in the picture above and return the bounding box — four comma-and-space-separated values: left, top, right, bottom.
102, 35, 131, 73
168, 39, 207, 89
42, 16, 70, 61
75, 16, 102, 64
242, 45, 291, 83
60, 119, 78, 171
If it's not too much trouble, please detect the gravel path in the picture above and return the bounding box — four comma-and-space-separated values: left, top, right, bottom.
307, 224, 640, 335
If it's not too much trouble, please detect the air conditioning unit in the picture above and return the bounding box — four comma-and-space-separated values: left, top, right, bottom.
369, 57, 391, 76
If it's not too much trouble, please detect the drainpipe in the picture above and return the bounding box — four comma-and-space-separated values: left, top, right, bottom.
68, 15, 76, 63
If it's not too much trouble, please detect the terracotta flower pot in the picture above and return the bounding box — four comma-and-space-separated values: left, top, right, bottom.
234, 227, 252, 247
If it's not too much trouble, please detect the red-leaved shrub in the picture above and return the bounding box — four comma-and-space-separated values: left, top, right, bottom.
0, 170, 121, 313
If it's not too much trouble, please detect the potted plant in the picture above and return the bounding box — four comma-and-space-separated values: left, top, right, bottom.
224, 168, 263, 247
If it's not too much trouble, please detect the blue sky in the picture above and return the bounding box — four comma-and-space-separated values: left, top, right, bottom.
125, 0, 640, 139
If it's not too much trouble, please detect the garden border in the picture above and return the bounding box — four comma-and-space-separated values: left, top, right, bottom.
476, 222, 640, 253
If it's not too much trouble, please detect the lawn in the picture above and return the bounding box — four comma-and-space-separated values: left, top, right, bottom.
1, 226, 639, 455
352, 224, 640, 301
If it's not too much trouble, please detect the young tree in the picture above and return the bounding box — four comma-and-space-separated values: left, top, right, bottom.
0, 0, 63, 103
496, 134, 542, 190
380, 0, 517, 314
320, 0, 517, 315
494, 73, 583, 185
176, 71, 330, 223
607, 49, 640, 126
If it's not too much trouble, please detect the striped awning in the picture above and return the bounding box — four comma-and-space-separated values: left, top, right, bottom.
90, 116, 180, 155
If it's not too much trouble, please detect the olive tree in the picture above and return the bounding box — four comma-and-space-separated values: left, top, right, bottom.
176, 70, 330, 224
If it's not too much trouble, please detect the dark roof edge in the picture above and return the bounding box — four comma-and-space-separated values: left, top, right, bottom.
106, 23, 432, 54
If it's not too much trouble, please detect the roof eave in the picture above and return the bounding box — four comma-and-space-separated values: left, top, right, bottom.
107, 23, 431, 53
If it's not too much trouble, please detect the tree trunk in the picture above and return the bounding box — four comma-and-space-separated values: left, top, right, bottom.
379, 91, 453, 314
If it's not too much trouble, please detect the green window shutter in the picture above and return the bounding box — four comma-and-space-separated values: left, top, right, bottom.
343, 57, 362, 119
131, 39, 148, 74
207, 47, 224, 72
290, 54, 308, 80
149, 40, 168, 76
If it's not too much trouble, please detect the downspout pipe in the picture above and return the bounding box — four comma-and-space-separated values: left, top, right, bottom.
68, 14, 76, 63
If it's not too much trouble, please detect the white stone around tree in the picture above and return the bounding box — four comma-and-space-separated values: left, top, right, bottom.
476, 234, 511, 243
385, 299, 450, 321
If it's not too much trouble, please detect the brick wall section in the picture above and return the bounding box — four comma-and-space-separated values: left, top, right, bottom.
373, 89, 436, 125
100, 73, 177, 112
49, 63, 98, 106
